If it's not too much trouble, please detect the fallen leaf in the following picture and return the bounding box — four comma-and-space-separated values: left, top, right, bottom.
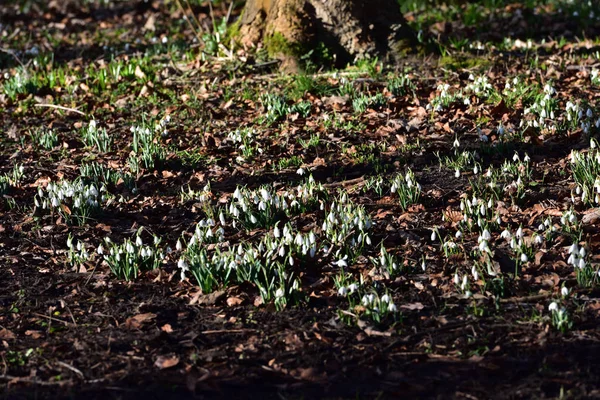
125, 313, 156, 329
226, 296, 243, 307
0, 329, 15, 340
154, 355, 179, 370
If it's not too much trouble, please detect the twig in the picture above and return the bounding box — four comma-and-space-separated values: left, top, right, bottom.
0, 374, 73, 386
56, 361, 85, 379
0, 47, 26, 69
34, 103, 86, 116
32, 312, 73, 326
499, 293, 552, 304
200, 329, 256, 335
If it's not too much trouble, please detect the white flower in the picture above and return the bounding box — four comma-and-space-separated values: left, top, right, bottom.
481, 229, 491, 241
338, 286, 348, 296
126, 242, 135, 254
348, 283, 358, 293
548, 301, 558, 312
336, 258, 348, 267
296, 167, 305, 176
520, 253, 528, 263
454, 273, 460, 285
381, 294, 390, 303
97, 244, 104, 255
431, 230, 437, 241
534, 235, 543, 245
471, 265, 478, 281
388, 303, 397, 312
136, 236, 143, 246
275, 288, 285, 299
455, 169, 460, 178
176, 239, 183, 251
561, 286, 569, 297
516, 226, 523, 238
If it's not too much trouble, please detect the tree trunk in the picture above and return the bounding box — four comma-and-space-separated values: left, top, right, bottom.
238, 0, 416, 70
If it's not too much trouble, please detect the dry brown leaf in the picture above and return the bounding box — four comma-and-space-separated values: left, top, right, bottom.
125, 313, 156, 330
154, 355, 179, 370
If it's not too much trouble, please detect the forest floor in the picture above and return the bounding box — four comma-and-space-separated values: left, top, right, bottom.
2, 1, 600, 399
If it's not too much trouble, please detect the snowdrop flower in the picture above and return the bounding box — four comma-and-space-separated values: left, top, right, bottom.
275, 288, 285, 299
578, 258, 586, 269
471, 265, 478, 281
381, 294, 390, 304
461, 275, 468, 290
338, 286, 348, 296
568, 243, 579, 255
296, 167, 305, 176
348, 283, 358, 293
453, 138, 460, 148
97, 244, 104, 255
126, 242, 135, 254
177, 259, 189, 280
336, 258, 348, 268
455, 169, 460, 178
388, 303, 398, 312
561, 286, 569, 297
431, 230, 437, 241
176, 239, 183, 251
516, 226, 523, 238
421, 259, 426, 271
481, 229, 491, 241
136, 236, 143, 246
454, 273, 460, 285
534, 235, 543, 245
548, 302, 558, 312
500, 229, 511, 240
520, 253, 528, 263
579, 247, 586, 258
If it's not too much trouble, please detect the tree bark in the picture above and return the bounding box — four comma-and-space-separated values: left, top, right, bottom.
238, 0, 416, 70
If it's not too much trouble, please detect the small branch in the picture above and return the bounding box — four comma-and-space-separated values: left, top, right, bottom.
56, 361, 85, 379
34, 103, 86, 116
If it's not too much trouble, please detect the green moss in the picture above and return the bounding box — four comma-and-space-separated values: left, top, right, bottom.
438, 55, 491, 71
264, 32, 305, 58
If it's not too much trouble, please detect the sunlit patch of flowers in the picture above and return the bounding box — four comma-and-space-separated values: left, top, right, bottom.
129, 116, 170, 171
522, 83, 558, 133
34, 179, 109, 225
370, 245, 401, 279
227, 127, 262, 162
390, 168, 421, 210
428, 83, 463, 111
100, 229, 164, 280
564, 101, 598, 134
66, 234, 91, 272
502, 152, 532, 203
227, 177, 326, 229
80, 120, 112, 152
322, 192, 373, 261
464, 74, 495, 100
335, 273, 399, 324
548, 299, 572, 333
178, 238, 302, 311
571, 139, 600, 206
567, 241, 597, 287
0, 164, 24, 196
180, 182, 213, 204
